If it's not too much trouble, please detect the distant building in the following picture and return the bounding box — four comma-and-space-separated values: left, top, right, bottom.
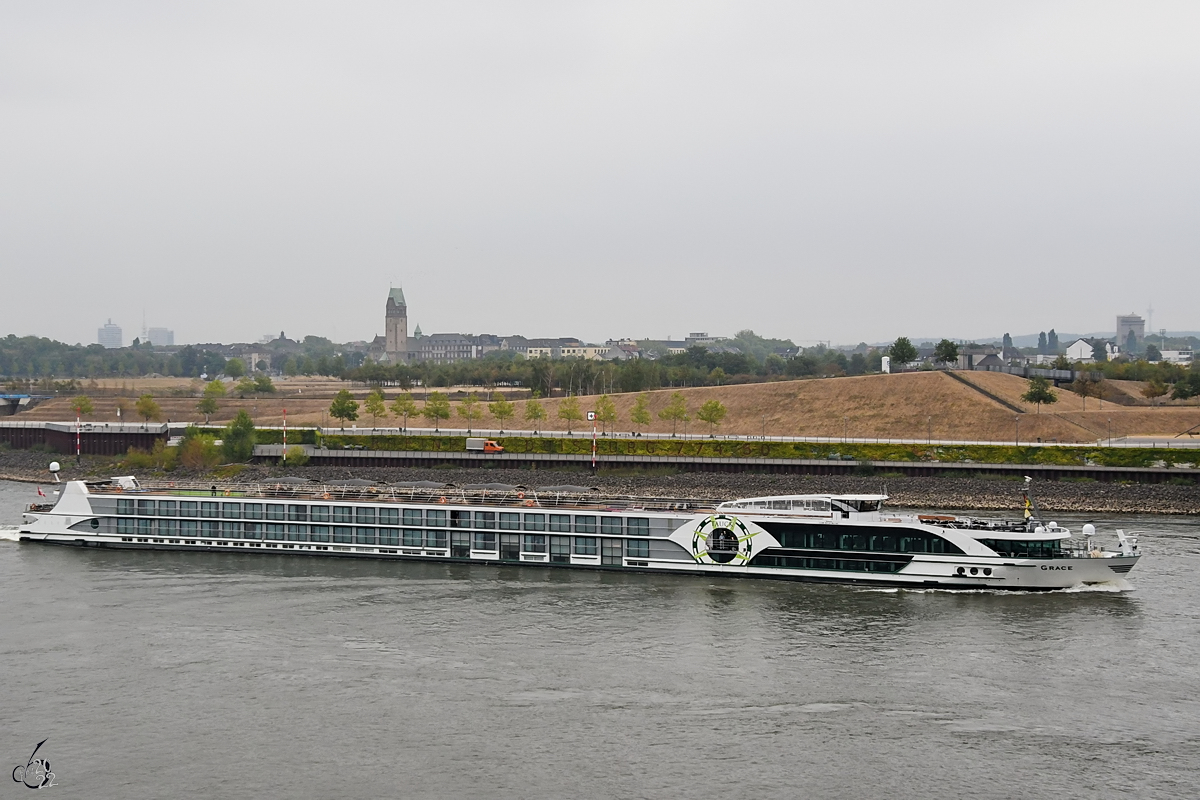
1157, 349, 1194, 364
147, 327, 174, 346
1066, 337, 1119, 363
98, 320, 122, 349
1117, 313, 1145, 348
384, 288, 409, 362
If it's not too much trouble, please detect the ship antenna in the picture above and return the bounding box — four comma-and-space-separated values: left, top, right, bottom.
1023, 476, 1043, 528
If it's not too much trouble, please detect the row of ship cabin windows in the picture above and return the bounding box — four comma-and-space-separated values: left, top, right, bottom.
113, 500, 648, 534
110, 519, 644, 561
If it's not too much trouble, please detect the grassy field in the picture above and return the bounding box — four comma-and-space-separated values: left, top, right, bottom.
18, 371, 1200, 444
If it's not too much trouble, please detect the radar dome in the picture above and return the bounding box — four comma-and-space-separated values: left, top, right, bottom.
1082, 523, 1096, 536
49, 462, 60, 473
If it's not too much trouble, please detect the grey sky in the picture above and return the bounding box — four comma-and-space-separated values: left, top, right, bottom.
3, 1, 1197, 348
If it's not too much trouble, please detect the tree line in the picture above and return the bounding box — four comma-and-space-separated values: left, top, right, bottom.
323, 389, 730, 437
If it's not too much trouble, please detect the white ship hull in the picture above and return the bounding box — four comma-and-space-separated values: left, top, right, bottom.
18, 479, 1140, 591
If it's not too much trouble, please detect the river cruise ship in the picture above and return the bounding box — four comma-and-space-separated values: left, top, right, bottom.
18, 477, 1140, 590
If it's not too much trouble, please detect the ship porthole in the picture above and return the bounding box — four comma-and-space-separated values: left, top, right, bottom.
90, 518, 99, 530
983, 568, 992, 576
956, 567, 965, 575
969, 567, 978, 575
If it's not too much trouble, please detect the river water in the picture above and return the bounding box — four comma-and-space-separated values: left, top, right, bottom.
0, 479, 1198, 799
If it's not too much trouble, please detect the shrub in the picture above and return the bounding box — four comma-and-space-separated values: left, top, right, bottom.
180, 435, 221, 470
284, 446, 310, 466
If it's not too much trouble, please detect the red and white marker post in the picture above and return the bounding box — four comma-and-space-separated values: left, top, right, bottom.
587, 410, 597, 474
282, 407, 287, 462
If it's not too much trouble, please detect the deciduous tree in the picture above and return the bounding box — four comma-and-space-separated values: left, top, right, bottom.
658, 391, 690, 437
225, 358, 247, 378
135, 394, 161, 422
523, 399, 546, 433
390, 393, 418, 430
1141, 379, 1169, 405
697, 398, 727, 436
71, 395, 94, 418
558, 395, 583, 433
1020, 376, 1058, 413
933, 339, 959, 364
630, 393, 651, 434
197, 380, 225, 423
329, 389, 359, 430
221, 409, 256, 462
594, 394, 617, 435
422, 392, 451, 431
363, 389, 387, 427
458, 392, 483, 434
888, 337, 918, 366
488, 392, 515, 432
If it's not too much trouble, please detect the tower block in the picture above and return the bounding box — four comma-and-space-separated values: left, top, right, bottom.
385, 288, 408, 361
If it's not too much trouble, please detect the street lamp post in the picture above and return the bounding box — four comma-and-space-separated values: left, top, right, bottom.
927, 416, 932, 445
1108, 418, 1112, 446
1015, 415, 1020, 446
843, 416, 848, 444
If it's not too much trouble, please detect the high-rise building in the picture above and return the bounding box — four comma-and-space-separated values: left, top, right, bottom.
1116, 313, 1145, 349
384, 288, 409, 361
147, 327, 174, 346
98, 320, 123, 349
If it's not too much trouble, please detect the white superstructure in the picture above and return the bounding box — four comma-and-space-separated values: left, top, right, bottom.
18, 478, 1140, 590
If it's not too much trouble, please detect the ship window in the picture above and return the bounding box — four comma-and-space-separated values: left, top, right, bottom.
201, 520, 220, 537
451, 531, 471, 557
287, 505, 306, 522
159, 519, 177, 535
223, 503, 242, 519
574, 516, 597, 534
243, 523, 262, 540
137, 518, 154, 535
449, 510, 470, 528
499, 512, 521, 530
137, 500, 155, 516
309, 526, 330, 543
355, 507, 375, 525
758, 521, 964, 555
201, 502, 220, 518
266, 504, 285, 521
223, 522, 243, 539
158, 500, 176, 516
403, 529, 423, 547
243, 503, 263, 520
117, 499, 135, 516
976, 539, 1061, 559
286, 524, 306, 542
426, 509, 447, 528
378, 528, 399, 547
378, 508, 399, 526
180, 520, 198, 536
403, 509, 423, 526
332, 526, 353, 544
601, 539, 622, 565
523, 514, 546, 532
473, 531, 497, 551
117, 518, 134, 535
601, 517, 623, 535
573, 537, 598, 555
549, 536, 571, 562
869, 534, 897, 552
356, 528, 376, 545
625, 539, 650, 559
332, 506, 353, 524
523, 534, 547, 553
627, 518, 649, 536
549, 514, 571, 533
179, 501, 198, 517
264, 523, 285, 541
500, 533, 520, 560
749, 552, 905, 573
474, 511, 496, 529
309, 505, 330, 523
427, 530, 448, 549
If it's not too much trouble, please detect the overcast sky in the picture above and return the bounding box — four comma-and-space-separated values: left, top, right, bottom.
3, 1, 1198, 348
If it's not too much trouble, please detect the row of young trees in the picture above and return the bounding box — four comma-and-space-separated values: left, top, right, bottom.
325, 390, 730, 436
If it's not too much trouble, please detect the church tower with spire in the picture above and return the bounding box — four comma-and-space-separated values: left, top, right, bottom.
385, 287, 408, 361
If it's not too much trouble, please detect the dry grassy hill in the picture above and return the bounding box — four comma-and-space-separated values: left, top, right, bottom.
16, 372, 1200, 444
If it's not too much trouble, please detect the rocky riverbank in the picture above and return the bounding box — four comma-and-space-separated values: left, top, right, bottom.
2, 450, 1198, 515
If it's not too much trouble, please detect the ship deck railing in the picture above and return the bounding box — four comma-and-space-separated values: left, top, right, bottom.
85, 480, 723, 513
